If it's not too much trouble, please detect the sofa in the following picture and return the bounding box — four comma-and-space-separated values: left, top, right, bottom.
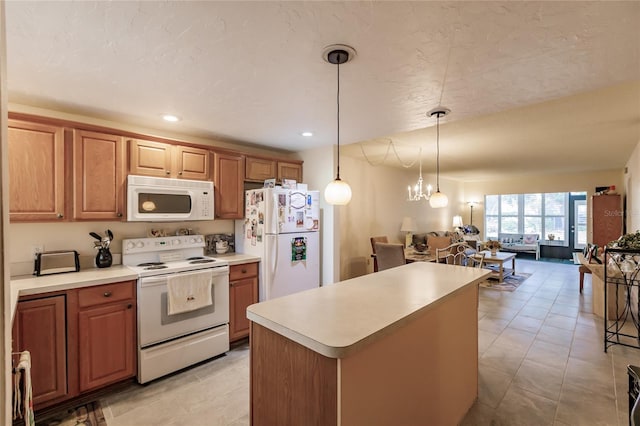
495, 233, 540, 259
412, 231, 472, 255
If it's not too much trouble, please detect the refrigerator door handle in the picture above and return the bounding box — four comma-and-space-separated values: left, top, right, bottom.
267, 235, 278, 294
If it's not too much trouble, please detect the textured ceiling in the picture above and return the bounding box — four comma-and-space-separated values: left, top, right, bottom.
4, 1, 640, 181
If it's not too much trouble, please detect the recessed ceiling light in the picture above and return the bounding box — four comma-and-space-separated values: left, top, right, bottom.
301, 131, 313, 137
162, 114, 181, 122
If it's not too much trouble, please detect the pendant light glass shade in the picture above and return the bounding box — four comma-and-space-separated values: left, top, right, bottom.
429, 191, 448, 208
323, 45, 355, 206
324, 178, 352, 205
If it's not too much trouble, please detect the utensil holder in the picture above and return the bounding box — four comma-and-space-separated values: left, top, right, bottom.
96, 248, 113, 268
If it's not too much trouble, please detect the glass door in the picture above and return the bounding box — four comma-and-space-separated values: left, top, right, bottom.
574, 199, 587, 250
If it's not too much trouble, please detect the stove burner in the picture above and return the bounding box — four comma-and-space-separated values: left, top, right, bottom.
145, 265, 168, 270
189, 259, 215, 264
187, 257, 205, 260
137, 262, 165, 267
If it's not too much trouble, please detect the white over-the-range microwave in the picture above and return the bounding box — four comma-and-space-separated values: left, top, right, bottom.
127, 175, 214, 222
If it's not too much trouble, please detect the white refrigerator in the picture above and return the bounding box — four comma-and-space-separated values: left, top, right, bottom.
235, 188, 320, 301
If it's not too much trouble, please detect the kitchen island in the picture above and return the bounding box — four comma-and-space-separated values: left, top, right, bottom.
246, 261, 490, 426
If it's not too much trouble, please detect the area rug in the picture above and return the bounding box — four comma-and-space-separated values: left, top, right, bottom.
38, 401, 106, 426
479, 272, 532, 291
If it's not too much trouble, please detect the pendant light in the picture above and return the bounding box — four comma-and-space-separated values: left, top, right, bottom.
427, 107, 450, 208
323, 45, 356, 205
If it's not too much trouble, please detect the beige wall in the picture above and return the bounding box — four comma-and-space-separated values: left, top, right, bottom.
1, 2, 9, 422
297, 145, 336, 285
625, 141, 640, 233
463, 169, 624, 242
338, 155, 464, 279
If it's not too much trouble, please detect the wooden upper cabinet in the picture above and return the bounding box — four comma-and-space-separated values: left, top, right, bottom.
129, 139, 209, 180
277, 161, 303, 183
214, 151, 245, 219
8, 119, 66, 221
128, 139, 173, 178
175, 145, 210, 180
245, 156, 277, 182
73, 130, 126, 220
246, 155, 303, 184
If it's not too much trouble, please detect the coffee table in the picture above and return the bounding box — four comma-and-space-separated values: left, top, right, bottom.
480, 251, 516, 283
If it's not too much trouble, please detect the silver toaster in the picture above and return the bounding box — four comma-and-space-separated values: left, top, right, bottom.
34, 250, 80, 276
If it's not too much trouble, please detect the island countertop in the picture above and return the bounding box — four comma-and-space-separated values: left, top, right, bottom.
247, 261, 490, 358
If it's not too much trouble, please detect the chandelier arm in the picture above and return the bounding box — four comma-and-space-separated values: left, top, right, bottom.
358, 139, 393, 167
389, 141, 419, 169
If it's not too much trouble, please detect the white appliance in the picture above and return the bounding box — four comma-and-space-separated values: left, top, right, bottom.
235, 188, 320, 301
127, 175, 214, 222
122, 235, 229, 384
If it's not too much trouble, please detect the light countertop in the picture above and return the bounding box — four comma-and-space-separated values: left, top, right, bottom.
247, 262, 490, 359
211, 253, 261, 266
10, 254, 260, 320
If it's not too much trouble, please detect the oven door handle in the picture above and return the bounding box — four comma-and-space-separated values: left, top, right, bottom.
139, 276, 169, 287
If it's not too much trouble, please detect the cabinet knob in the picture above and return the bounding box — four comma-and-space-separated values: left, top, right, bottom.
117, 212, 122, 217
241, 269, 247, 274
127, 303, 132, 309
230, 282, 234, 287
104, 291, 112, 297
57, 213, 63, 219
166, 170, 171, 175
178, 171, 183, 175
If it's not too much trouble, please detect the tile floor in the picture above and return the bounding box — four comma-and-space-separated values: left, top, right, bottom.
98, 259, 636, 425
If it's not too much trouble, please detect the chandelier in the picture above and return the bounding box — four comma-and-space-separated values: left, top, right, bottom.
407, 147, 432, 201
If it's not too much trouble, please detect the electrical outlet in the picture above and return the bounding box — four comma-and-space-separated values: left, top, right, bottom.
31, 244, 44, 258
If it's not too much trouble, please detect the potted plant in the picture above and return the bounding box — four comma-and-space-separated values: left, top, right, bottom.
485, 240, 501, 256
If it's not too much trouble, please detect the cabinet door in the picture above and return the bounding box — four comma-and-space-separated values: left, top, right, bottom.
175, 145, 210, 180
245, 156, 277, 182
8, 119, 66, 221
73, 130, 126, 220
128, 138, 173, 177
592, 194, 622, 248
277, 161, 303, 183
12, 296, 68, 408
78, 301, 136, 392
229, 276, 258, 341
214, 151, 245, 219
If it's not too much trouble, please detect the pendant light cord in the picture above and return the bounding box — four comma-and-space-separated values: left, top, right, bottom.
336, 55, 341, 180
436, 112, 440, 191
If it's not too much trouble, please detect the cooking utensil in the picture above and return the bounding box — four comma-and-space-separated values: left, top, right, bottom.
89, 232, 103, 241
106, 229, 113, 241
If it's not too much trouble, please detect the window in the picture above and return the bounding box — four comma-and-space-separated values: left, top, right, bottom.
485, 192, 570, 241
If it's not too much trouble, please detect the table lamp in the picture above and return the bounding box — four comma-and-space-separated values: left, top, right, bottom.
452, 215, 464, 232
400, 217, 417, 247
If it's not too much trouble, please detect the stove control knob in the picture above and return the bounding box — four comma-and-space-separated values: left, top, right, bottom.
196, 236, 203, 243
126, 242, 135, 250
173, 239, 181, 245
189, 237, 196, 244
136, 241, 144, 248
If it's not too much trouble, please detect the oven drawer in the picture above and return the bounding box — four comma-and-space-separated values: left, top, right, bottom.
78, 281, 136, 308
229, 262, 258, 281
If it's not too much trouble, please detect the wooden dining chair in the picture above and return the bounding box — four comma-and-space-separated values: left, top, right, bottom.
370, 236, 389, 272
374, 242, 406, 271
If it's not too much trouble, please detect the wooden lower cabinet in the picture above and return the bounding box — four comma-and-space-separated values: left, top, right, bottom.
77, 286, 136, 392
229, 263, 259, 341
12, 295, 68, 409
12, 281, 137, 411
